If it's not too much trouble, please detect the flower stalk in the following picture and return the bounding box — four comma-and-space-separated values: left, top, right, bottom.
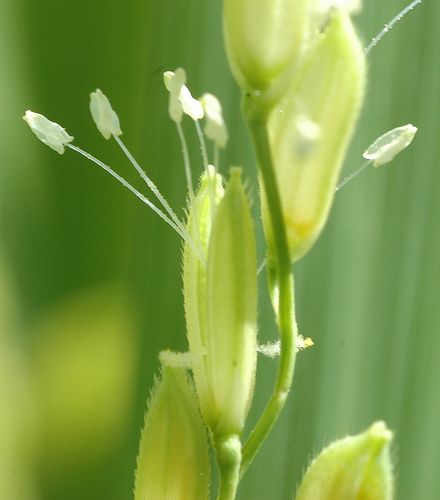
240, 102, 297, 476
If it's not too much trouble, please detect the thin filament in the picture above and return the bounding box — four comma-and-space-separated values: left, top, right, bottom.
194, 120, 216, 217
176, 121, 203, 257
113, 134, 187, 235
365, 0, 423, 54
336, 160, 372, 191
176, 122, 196, 205
213, 143, 220, 172
67, 144, 202, 259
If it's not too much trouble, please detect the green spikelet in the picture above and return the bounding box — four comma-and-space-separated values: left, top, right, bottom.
295, 421, 394, 500
265, 10, 367, 261
134, 367, 210, 500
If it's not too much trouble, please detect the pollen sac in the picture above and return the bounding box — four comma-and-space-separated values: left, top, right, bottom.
223, 0, 310, 94
134, 367, 210, 500
183, 168, 257, 437
200, 93, 228, 148
295, 421, 394, 500
264, 10, 366, 262
164, 69, 204, 122
180, 86, 204, 121
164, 69, 186, 122
89, 89, 122, 140
23, 110, 74, 154
363, 124, 418, 167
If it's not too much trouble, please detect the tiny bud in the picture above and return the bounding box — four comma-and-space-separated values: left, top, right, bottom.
23, 110, 74, 154
295, 421, 393, 500
134, 367, 210, 500
89, 89, 122, 140
363, 124, 418, 167
223, 0, 310, 93
200, 93, 228, 148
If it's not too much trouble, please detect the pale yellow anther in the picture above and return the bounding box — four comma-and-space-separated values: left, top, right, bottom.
200, 93, 228, 148
363, 124, 418, 167
163, 68, 204, 122
163, 69, 185, 93
296, 335, 314, 351
180, 86, 204, 121
89, 89, 122, 140
163, 69, 186, 122
23, 110, 74, 154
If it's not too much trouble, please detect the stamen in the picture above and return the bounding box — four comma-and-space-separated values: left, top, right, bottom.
194, 120, 210, 174
337, 124, 418, 190
363, 124, 418, 166
335, 160, 371, 191
23, 111, 74, 154
113, 134, 187, 236
194, 120, 216, 217
176, 122, 196, 205
90, 89, 122, 139
66, 144, 203, 260
213, 144, 220, 172
199, 93, 228, 150
365, 0, 423, 54
175, 121, 204, 259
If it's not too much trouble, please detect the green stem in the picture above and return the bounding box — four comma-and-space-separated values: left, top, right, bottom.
215, 435, 242, 500
240, 98, 298, 477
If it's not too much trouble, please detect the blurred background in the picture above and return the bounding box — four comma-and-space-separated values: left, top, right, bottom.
1, 0, 439, 498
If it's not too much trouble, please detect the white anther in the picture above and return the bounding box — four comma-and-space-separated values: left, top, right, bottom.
23, 110, 74, 154
363, 124, 418, 167
200, 93, 228, 148
89, 89, 122, 140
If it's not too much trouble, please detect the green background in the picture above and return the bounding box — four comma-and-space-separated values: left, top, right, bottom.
1, 0, 439, 498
